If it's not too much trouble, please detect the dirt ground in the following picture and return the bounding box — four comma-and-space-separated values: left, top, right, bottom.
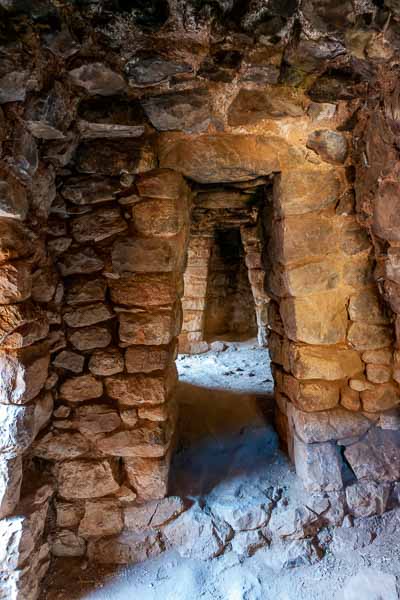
43, 340, 400, 600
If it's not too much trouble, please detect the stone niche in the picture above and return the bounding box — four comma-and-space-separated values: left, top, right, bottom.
0, 1, 400, 598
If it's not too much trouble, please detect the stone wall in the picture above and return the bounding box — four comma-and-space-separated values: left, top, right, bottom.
203, 228, 256, 341
1, 1, 400, 596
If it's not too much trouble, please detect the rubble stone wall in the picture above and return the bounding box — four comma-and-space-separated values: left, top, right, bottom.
0, 0, 400, 597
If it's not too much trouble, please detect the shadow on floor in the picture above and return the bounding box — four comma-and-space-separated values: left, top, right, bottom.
169, 381, 277, 498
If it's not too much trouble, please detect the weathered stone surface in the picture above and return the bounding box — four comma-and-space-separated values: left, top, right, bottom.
69, 63, 126, 96
76, 139, 156, 175
79, 500, 123, 538
345, 482, 390, 518
348, 322, 392, 350
288, 405, 372, 443
65, 278, 106, 306
63, 303, 113, 328
109, 274, 178, 307
53, 350, 85, 373
139, 404, 170, 422
282, 375, 339, 411
118, 309, 180, 346
341, 387, 361, 412
59, 374, 103, 403
125, 56, 192, 86
77, 120, 145, 139
71, 208, 127, 242
55, 501, 84, 528
31, 266, 58, 303
58, 248, 104, 276
112, 235, 187, 274
372, 180, 400, 242
366, 364, 391, 384
162, 504, 231, 560
74, 404, 121, 435
289, 345, 363, 380
280, 292, 348, 345
0, 302, 49, 349
88, 530, 161, 564
0, 70, 30, 104
105, 370, 175, 406
124, 456, 169, 500
158, 133, 290, 183
228, 87, 304, 126
33, 432, 90, 460
56, 459, 119, 499
209, 496, 272, 532
25, 82, 75, 140
135, 169, 186, 199
88, 348, 124, 376
68, 326, 112, 351
120, 408, 138, 428
142, 89, 212, 133
348, 290, 389, 324
132, 197, 187, 238
0, 403, 38, 457
271, 213, 337, 265
0, 262, 31, 304
124, 496, 186, 530
0, 344, 49, 405
0, 175, 28, 220
51, 530, 86, 557
306, 130, 348, 163
345, 428, 400, 481
0, 220, 37, 262
273, 168, 345, 216
95, 423, 172, 458
293, 435, 343, 492
0, 455, 22, 518
61, 176, 122, 205
361, 383, 400, 412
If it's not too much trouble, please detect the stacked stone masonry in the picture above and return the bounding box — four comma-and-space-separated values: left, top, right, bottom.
0, 0, 400, 597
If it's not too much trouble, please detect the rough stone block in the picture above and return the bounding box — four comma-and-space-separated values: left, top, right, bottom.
348, 322, 392, 350
348, 289, 389, 324
65, 278, 106, 306
112, 234, 187, 274
95, 422, 172, 458
63, 303, 113, 328
293, 435, 343, 492
118, 308, 181, 346
76, 139, 156, 175
0, 455, 22, 518
0, 261, 32, 305
59, 374, 103, 403
109, 274, 178, 307
125, 344, 174, 373
87, 530, 161, 564
51, 530, 86, 557
158, 133, 288, 183
288, 404, 372, 443
280, 291, 348, 345
56, 459, 119, 500
105, 367, 177, 407
344, 427, 400, 481
361, 382, 400, 412
124, 455, 170, 501
74, 404, 121, 436
68, 326, 112, 351
71, 208, 127, 242
289, 345, 363, 380
79, 500, 123, 538
0, 220, 37, 263
345, 481, 390, 518
88, 348, 124, 376
282, 375, 340, 411
0, 344, 50, 405
273, 168, 345, 216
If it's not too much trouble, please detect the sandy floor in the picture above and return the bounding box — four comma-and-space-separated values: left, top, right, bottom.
43, 340, 400, 600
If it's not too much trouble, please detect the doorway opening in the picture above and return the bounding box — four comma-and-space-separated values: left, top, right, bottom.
171, 179, 281, 499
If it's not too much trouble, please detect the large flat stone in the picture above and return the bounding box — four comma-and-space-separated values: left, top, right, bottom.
76, 139, 156, 175
288, 405, 372, 443
158, 133, 290, 183
289, 345, 363, 380
142, 89, 212, 133
105, 368, 176, 407
95, 423, 172, 458
228, 87, 304, 126
124, 455, 170, 501
118, 309, 180, 346
112, 234, 187, 274
0, 344, 49, 405
344, 427, 400, 481
109, 274, 178, 307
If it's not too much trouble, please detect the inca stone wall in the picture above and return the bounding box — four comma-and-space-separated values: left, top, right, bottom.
0, 0, 400, 597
